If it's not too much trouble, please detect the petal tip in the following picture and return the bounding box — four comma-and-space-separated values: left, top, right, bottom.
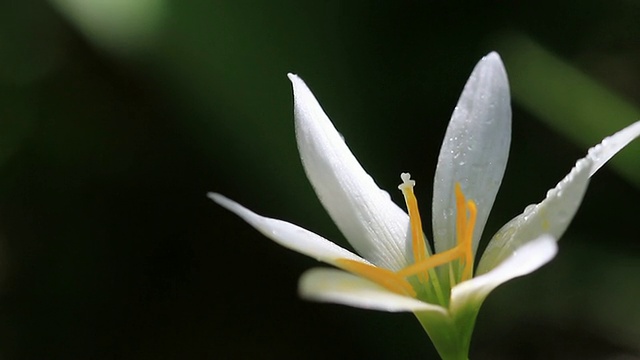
207, 192, 223, 203
481, 51, 505, 69
587, 120, 640, 176
207, 192, 238, 213
475, 52, 508, 85
288, 73, 305, 89
484, 51, 501, 61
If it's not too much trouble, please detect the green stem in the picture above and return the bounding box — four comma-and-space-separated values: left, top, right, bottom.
414, 307, 479, 360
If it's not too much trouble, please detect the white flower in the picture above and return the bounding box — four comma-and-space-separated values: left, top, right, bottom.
209, 52, 640, 360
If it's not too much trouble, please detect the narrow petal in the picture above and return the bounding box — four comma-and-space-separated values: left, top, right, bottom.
450, 235, 557, 314
476, 158, 591, 274
432, 52, 512, 255
478, 121, 640, 274
209, 193, 369, 266
587, 120, 640, 176
299, 268, 447, 313
289, 74, 414, 271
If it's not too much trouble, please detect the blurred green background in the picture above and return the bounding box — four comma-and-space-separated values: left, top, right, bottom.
1, 1, 639, 359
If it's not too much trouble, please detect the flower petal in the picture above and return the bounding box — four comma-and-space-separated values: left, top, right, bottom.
209, 193, 369, 266
289, 74, 414, 270
478, 121, 640, 274
432, 52, 511, 255
476, 158, 591, 274
450, 235, 557, 314
299, 267, 447, 313
587, 120, 640, 176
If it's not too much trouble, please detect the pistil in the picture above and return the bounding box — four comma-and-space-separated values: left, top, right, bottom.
398, 173, 428, 279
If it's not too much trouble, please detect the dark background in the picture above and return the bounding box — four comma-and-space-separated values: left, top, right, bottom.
1, 1, 639, 359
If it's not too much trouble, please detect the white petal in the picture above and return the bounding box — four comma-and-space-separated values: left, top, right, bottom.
477, 158, 591, 274
450, 235, 557, 314
209, 193, 369, 266
289, 74, 414, 271
587, 121, 640, 176
299, 268, 447, 313
478, 121, 640, 274
432, 52, 511, 255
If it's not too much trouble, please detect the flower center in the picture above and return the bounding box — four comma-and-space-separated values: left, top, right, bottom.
396, 174, 477, 283
336, 173, 477, 299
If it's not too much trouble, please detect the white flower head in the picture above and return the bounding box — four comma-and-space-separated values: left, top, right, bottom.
209, 53, 640, 359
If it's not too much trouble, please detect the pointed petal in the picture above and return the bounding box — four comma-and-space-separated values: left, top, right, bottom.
478, 121, 640, 274
209, 193, 369, 266
289, 74, 414, 271
299, 268, 447, 313
432, 52, 512, 255
587, 121, 640, 176
477, 158, 591, 274
451, 235, 557, 314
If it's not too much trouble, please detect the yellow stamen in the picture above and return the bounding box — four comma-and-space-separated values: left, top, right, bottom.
336, 259, 417, 297
453, 183, 477, 280
455, 183, 467, 254
333, 179, 478, 300
462, 199, 477, 280
396, 246, 463, 277
397, 182, 477, 282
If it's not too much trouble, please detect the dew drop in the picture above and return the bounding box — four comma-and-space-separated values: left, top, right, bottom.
546, 188, 557, 198
523, 204, 536, 215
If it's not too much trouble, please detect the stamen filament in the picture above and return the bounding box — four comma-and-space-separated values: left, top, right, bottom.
396, 246, 463, 277
395, 182, 478, 283
455, 183, 467, 252
462, 200, 477, 280
336, 259, 417, 297
334, 179, 478, 302
454, 183, 477, 281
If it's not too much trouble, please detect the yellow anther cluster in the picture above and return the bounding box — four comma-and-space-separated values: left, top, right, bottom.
337, 175, 478, 297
